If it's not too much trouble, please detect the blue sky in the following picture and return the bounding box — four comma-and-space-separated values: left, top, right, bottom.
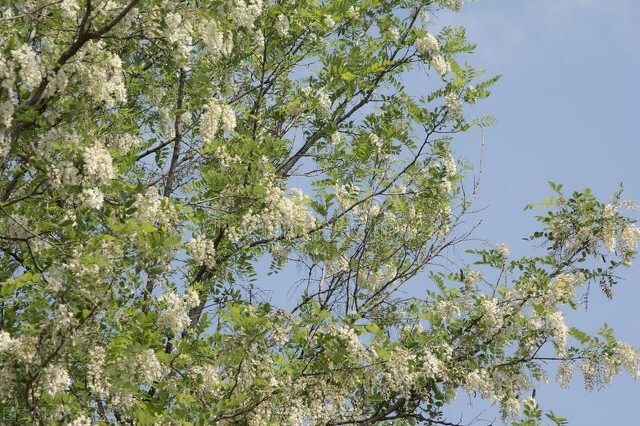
442, 1, 640, 424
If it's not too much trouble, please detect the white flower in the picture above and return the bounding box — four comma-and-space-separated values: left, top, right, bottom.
315, 87, 331, 110
134, 186, 162, 221
275, 14, 290, 37
496, 243, 510, 259
42, 365, 72, 397
87, 346, 110, 395
430, 54, 450, 75
187, 234, 216, 268
200, 21, 233, 59
386, 27, 400, 41
59, 0, 80, 19
82, 187, 104, 209
0, 331, 14, 352
368, 133, 382, 150
329, 132, 342, 146
227, 187, 315, 243
200, 98, 236, 143
445, 93, 463, 119
445, 0, 464, 12
11, 44, 42, 88
480, 298, 503, 329
157, 290, 200, 336
303, 86, 331, 112
415, 33, 439, 55
547, 310, 568, 355
67, 415, 92, 426
557, 362, 573, 388
132, 349, 165, 383
418, 10, 430, 24
347, 5, 359, 19
232, 0, 263, 29
442, 152, 457, 175
323, 15, 335, 29
502, 397, 520, 420
82, 142, 115, 184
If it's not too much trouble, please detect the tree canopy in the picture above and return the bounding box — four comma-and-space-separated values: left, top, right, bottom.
0, 0, 638, 425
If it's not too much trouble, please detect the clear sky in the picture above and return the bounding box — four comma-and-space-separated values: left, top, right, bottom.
442, 1, 640, 424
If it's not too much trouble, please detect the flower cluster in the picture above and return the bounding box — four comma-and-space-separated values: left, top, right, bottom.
129, 349, 165, 384
445, 0, 464, 11
231, 0, 263, 28
82, 142, 115, 184
164, 12, 193, 58
415, 33, 439, 55
12, 44, 42, 88
200, 98, 236, 143
445, 93, 463, 120
187, 234, 217, 268
157, 290, 201, 335
430, 54, 451, 75
228, 187, 316, 243
41, 365, 72, 397
275, 14, 290, 37
302, 86, 332, 113
200, 21, 234, 60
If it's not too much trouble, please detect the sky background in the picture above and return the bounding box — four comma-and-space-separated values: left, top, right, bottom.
440, 1, 640, 424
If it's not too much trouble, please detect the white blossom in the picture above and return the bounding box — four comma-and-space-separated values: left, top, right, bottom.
200, 98, 236, 142
386, 27, 400, 41
157, 290, 200, 335
323, 15, 335, 29
87, 346, 110, 395
131, 349, 165, 383
442, 152, 457, 175
496, 243, 510, 259
415, 33, 439, 55
42, 365, 72, 397
275, 14, 290, 37
445, 0, 464, 12
187, 234, 216, 268
0, 331, 14, 352
66, 415, 92, 426
82, 187, 104, 209
59, 0, 80, 19
445, 93, 463, 119
228, 187, 315, 243
164, 12, 193, 58
200, 21, 233, 59
231, 0, 263, 29
82, 142, 115, 184
430, 54, 450, 75
11, 44, 42, 88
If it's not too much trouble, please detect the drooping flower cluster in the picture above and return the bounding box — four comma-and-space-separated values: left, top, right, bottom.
231, 0, 264, 28
200, 98, 236, 143
82, 142, 115, 184
430, 54, 451, 75
128, 349, 165, 384
41, 365, 72, 397
275, 14, 290, 37
163, 12, 193, 58
157, 290, 201, 335
11, 44, 42, 88
445, 93, 463, 119
415, 33, 439, 55
200, 21, 234, 60
445, 0, 464, 12
227, 187, 316, 243
186, 234, 216, 268
133, 186, 175, 226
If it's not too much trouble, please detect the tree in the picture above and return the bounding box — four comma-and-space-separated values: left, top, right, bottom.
0, 0, 638, 424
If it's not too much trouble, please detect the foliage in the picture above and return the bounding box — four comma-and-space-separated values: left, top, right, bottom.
0, 0, 638, 425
